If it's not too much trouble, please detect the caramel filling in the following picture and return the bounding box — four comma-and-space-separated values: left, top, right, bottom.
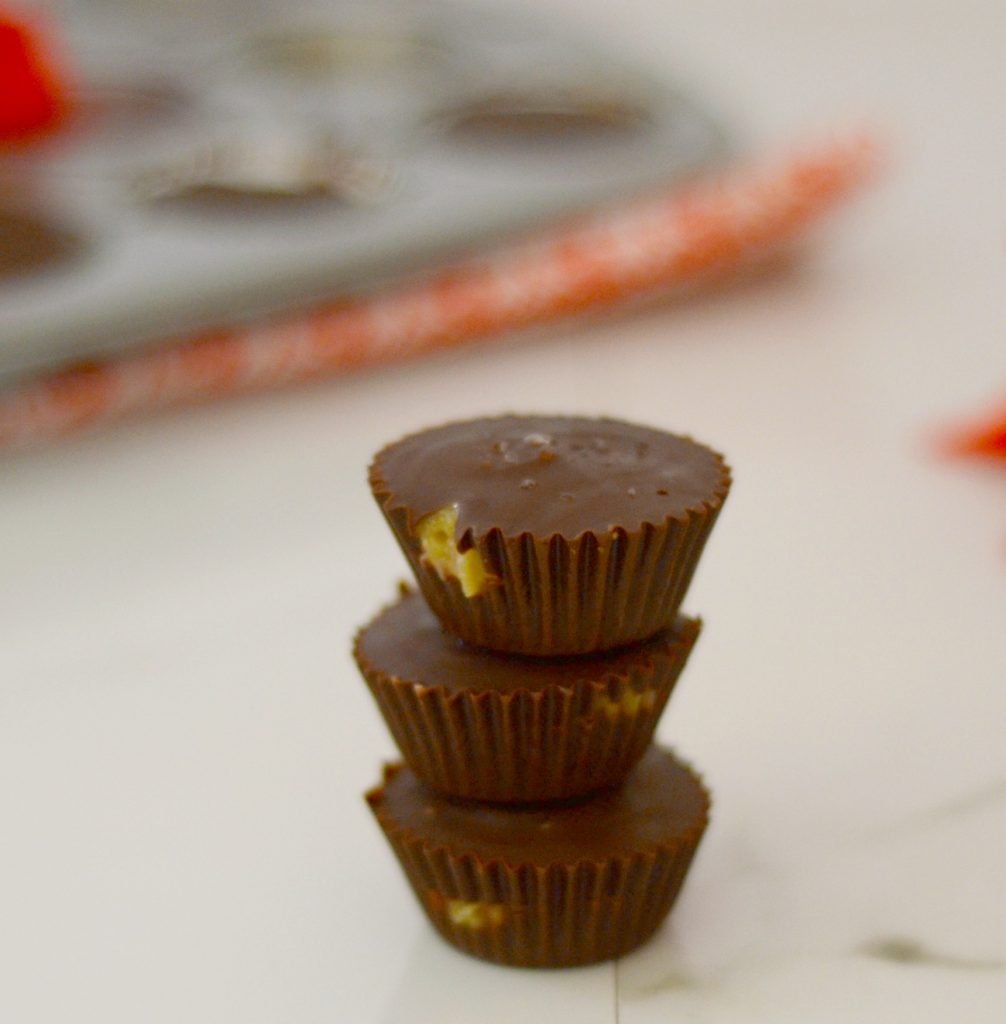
446, 899, 506, 929
592, 687, 657, 720
417, 505, 490, 598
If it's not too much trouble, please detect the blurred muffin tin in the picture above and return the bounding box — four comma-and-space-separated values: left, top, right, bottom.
0, 0, 727, 385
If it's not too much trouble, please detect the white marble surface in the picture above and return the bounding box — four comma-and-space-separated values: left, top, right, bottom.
2, 0, 1005, 1021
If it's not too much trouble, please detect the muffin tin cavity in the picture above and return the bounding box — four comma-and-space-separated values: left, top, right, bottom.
434, 87, 651, 147
132, 129, 393, 212
0, 208, 87, 284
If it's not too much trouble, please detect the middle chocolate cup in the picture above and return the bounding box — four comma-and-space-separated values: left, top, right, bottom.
353, 588, 701, 804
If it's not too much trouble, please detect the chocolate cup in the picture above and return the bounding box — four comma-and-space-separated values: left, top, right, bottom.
365, 748, 710, 968
353, 590, 701, 802
393, 510, 722, 655
369, 415, 730, 656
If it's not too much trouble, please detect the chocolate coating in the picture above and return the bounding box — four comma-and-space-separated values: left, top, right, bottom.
371, 414, 730, 540
356, 588, 699, 693
372, 746, 708, 866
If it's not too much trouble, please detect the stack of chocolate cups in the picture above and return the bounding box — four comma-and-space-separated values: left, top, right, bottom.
357, 416, 731, 968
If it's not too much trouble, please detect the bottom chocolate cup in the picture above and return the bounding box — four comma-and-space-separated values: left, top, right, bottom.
365, 746, 710, 968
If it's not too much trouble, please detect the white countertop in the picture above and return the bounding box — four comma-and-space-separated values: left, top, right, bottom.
2, 1, 1005, 1021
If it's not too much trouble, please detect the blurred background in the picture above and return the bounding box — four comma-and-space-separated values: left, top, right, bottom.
1, 2, 1004, 1023
0, 0, 732, 383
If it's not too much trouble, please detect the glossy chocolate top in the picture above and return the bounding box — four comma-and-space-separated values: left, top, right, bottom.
356, 588, 699, 693
370, 746, 709, 864
370, 415, 730, 539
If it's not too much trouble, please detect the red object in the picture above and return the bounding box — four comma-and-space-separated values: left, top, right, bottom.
942, 400, 1006, 461
0, 8, 69, 141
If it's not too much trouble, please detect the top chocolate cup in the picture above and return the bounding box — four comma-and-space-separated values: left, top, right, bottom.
369, 415, 731, 655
